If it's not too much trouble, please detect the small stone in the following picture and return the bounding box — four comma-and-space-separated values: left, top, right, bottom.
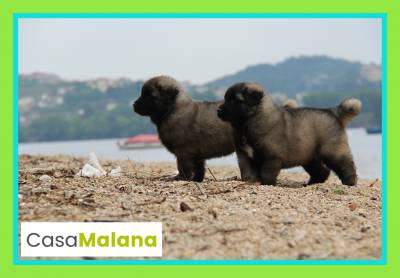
349, 215, 361, 223
83, 197, 95, 203
360, 226, 370, 233
32, 188, 47, 196
287, 241, 296, 248
180, 202, 193, 212
208, 208, 217, 219
50, 184, 58, 190
283, 219, 294, 225
39, 175, 52, 182
351, 235, 363, 241
297, 252, 310, 260
64, 191, 75, 199
358, 212, 367, 218
317, 187, 329, 193
121, 201, 132, 210
116, 185, 132, 193
349, 202, 358, 211
334, 221, 343, 227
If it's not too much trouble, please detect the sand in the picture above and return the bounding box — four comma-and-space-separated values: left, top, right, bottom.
18, 154, 382, 260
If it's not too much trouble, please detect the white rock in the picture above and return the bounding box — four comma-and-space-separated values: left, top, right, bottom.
76, 152, 108, 178
79, 164, 103, 178
109, 166, 122, 177
39, 174, 52, 182
88, 152, 107, 175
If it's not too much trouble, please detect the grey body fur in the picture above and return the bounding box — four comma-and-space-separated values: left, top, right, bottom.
217, 82, 361, 186
133, 76, 235, 182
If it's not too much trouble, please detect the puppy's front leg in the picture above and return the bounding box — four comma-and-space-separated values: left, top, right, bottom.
175, 157, 194, 181
259, 158, 281, 185
236, 149, 259, 182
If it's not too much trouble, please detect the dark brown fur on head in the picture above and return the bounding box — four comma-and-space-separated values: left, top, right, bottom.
218, 82, 361, 186
133, 76, 235, 182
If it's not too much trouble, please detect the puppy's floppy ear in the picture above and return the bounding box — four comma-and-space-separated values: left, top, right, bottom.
244, 87, 263, 106
158, 86, 179, 100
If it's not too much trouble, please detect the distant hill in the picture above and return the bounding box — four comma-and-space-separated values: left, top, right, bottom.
18, 56, 382, 143
204, 56, 381, 98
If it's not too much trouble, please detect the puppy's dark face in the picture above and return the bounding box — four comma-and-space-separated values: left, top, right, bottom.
217, 82, 264, 123
133, 79, 179, 120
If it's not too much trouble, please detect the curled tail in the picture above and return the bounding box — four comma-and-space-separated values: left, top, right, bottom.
336, 98, 362, 125
282, 99, 299, 109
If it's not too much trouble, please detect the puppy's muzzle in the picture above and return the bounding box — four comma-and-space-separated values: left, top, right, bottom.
133, 101, 143, 114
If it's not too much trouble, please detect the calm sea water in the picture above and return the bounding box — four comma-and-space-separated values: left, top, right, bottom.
19, 128, 382, 179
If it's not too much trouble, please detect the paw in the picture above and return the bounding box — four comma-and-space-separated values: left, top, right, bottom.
173, 174, 190, 181
260, 179, 277, 186
241, 176, 259, 182
342, 177, 357, 186
190, 176, 204, 182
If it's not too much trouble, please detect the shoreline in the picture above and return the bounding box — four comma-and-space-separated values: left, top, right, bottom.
18, 154, 382, 260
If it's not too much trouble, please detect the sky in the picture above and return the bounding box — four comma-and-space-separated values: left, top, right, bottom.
19, 18, 382, 84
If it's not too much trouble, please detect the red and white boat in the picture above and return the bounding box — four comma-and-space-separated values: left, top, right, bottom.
117, 134, 162, 150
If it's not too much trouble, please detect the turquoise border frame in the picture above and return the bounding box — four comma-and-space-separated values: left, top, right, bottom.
13, 13, 388, 266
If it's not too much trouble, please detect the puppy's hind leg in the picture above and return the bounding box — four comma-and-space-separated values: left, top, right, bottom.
303, 160, 330, 185
175, 157, 194, 181
322, 154, 357, 186
259, 158, 281, 186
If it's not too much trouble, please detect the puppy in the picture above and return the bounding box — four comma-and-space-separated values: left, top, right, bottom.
234, 98, 299, 182
133, 76, 235, 182
217, 82, 361, 186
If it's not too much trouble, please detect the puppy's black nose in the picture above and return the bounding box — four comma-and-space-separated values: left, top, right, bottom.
133, 101, 138, 112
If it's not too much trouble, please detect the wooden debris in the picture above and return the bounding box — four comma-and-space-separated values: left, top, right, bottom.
207, 167, 218, 181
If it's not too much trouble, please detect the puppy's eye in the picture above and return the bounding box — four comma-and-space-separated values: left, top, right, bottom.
142, 92, 154, 99
225, 95, 235, 102
235, 95, 245, 103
